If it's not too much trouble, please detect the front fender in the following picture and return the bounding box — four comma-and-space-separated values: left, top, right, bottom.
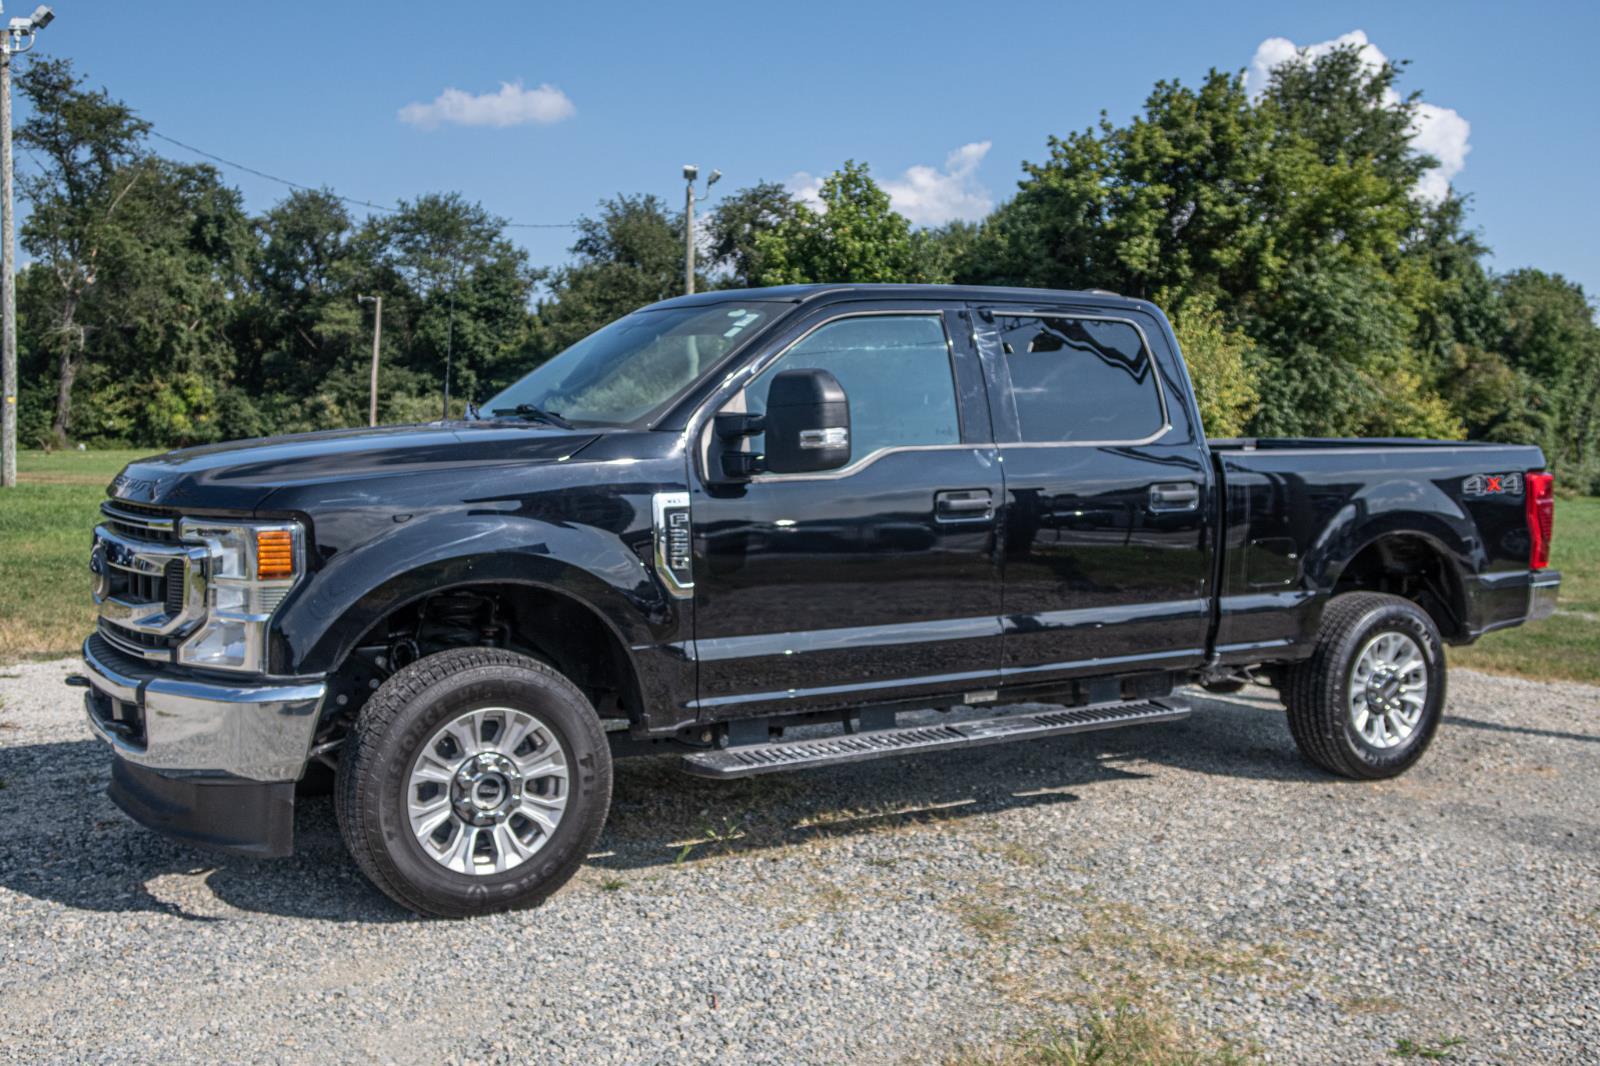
276, 509, 675, 677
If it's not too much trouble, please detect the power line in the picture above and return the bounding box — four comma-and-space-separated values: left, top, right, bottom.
147, 130, 578, 228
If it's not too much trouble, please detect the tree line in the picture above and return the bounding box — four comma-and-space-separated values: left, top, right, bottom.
12, 48, 1600, 493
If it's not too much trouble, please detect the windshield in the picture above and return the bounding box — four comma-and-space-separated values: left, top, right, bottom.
485, 302, 783, 426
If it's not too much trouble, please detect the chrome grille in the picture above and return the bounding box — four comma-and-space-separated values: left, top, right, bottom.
163, 559, 185, 614
100, 500, 180, 544
98, 621, 176, 661
92, 512, 209, 661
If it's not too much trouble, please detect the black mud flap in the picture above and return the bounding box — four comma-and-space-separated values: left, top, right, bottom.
109, 757, 295, 859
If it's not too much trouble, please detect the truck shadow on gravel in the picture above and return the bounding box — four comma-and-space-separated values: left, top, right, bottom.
0, 696, 1315, 920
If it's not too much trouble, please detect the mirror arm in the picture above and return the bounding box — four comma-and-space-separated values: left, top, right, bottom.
720, 450, 765, 477
711, 412, 768, 481
714, 412, 766, 439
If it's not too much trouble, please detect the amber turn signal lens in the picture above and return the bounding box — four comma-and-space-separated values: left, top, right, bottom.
256, 529, 295, 580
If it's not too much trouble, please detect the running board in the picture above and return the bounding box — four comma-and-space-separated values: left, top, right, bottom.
680, 697, 1191, 779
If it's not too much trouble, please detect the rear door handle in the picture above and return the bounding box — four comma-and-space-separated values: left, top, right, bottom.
1149, 482, 1200, 512
935, 488, 994, 522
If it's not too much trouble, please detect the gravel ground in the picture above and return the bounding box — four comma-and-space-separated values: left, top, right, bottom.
0, 657, 1596, 1065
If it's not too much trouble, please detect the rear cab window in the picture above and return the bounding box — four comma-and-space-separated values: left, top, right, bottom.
993, 314, 1166, 443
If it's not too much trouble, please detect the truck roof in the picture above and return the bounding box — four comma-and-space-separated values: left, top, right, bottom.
650, 283, 1145, 312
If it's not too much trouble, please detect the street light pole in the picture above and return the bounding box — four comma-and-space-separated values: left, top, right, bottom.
0, 29, 14, 487
357, 294, 382, 427
0, 5, 51, 489
681, 164, 720, 296
683, 165, 696, 296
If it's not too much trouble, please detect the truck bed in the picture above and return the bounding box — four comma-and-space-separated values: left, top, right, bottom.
1208, 436, 1550, 664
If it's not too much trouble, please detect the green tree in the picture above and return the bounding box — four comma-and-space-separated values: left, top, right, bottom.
754, 162, 920, 284
1495, 270, 1600, 492
1160, 290, 1259, 437
365, 193, 541, 414
970, 70, 1277, 304
527, 194, 685, 362
230, 188, 364, 432
16, 58, 151, 443
705, 181, 799, 287
973, 46, 1466, 439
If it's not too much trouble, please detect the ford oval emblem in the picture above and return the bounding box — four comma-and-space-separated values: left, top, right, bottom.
89, 539, 109, 599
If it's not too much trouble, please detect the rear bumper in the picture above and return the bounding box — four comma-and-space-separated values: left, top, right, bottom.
80, 634, 325, 857
1461, 568, 1561, 641
1530, 569, 1561, 622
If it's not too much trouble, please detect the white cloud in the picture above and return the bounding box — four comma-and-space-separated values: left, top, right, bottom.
1410, 102, 1471, 203
784, 141, 995, 226
785, 171, 827, 212
1246, 30, 1380, 100
398, 80, 575, 130
1245, 29, 1470, 203
881, 141, 994, 225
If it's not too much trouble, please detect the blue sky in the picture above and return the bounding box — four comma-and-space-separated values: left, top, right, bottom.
22, 1, 1600, 299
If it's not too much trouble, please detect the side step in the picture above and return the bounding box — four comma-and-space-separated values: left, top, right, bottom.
680, 697, 1191, 779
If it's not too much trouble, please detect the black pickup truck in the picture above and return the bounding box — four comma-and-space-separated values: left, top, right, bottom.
76, 284, 1561, 916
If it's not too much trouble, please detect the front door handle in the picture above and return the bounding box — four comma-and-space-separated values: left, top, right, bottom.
935, 488, 994, 522
1149, 482, 1200, 513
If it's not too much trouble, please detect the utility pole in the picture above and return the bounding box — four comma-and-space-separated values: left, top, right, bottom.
0, 5, 50, 488
357, 294, 382, 427
681, 164, 720, 296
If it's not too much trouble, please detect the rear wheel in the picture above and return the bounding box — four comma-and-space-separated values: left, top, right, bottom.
1283, 592, 1446, 780
335, 648, 611, 917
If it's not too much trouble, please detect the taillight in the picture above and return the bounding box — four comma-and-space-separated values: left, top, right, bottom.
1525, 471, 1554, 570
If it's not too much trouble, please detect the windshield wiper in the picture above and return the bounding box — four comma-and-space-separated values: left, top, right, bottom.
491, 404, 574, 429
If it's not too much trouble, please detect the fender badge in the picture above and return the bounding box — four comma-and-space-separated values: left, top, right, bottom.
1462, 472, 1522, 497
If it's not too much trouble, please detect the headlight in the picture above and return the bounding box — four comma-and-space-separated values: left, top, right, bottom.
176, 519, 304, 673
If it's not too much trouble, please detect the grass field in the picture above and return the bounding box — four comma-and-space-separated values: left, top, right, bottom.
0, 449, 1596, 682
0, 449, 148, 660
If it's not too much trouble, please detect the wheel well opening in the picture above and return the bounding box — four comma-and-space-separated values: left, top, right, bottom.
1332, 536, 1466, 641
326, 583, 644, 735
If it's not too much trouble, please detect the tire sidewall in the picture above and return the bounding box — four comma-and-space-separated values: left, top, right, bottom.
359, 663, 610, 915
1334, 602, 1446, 775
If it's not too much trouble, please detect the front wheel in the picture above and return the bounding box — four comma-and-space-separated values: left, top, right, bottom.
1283, 592, 1447, 780
335, 648, 612, 917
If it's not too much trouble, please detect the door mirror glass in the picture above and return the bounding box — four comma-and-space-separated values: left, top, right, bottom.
763, 369, 850, 474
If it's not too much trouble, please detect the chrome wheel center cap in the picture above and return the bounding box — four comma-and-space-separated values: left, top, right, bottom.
452, 752, 522, 826
1367, 669, 1401, 710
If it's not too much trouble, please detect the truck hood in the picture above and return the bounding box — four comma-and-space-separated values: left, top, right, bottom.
107, 423, 602, 513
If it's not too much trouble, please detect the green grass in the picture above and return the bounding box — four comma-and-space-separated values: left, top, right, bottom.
1454, 495, 1600, 684
948, 1004, 1255, 1065
0, 449, 146, 660
0, 449, 1595, 683
1392, 1036, 1466, 1060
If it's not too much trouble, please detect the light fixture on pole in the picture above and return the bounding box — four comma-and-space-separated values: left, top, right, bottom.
682, 164, 720, 296
357, 294, 382, 427
0, 4, 53, 489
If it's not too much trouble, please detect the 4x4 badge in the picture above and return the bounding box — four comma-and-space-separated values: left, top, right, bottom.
1462, 472, 1523, 497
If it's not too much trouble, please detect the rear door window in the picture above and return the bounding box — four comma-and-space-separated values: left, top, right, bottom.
995, 315, 1165, 443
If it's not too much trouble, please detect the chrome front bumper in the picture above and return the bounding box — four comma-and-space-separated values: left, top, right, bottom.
81, 635, 325, 782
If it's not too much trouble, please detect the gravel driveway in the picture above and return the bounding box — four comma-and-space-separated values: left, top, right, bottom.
1, 658, 1596, 1064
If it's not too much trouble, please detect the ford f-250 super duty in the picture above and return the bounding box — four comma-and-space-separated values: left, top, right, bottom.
73, 284, 1561, 917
